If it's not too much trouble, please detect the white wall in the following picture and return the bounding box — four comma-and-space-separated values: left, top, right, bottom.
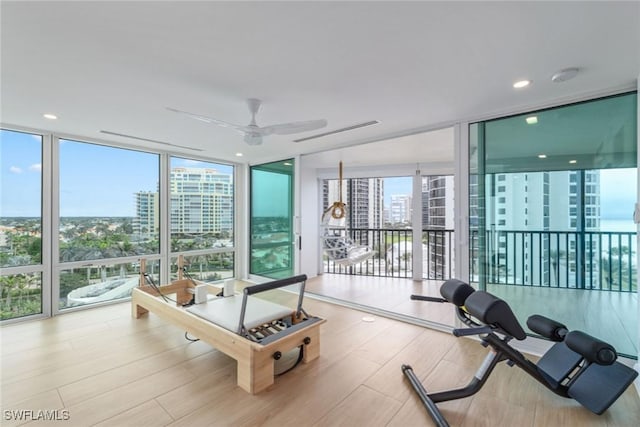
299, 156, 321, 278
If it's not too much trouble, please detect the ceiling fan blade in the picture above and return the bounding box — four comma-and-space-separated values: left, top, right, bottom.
261, 119, 328, 136
166, 107, 246, 132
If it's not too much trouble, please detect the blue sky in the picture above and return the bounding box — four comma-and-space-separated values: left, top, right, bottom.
1, 129, 233, 217
383, 176, 413, 206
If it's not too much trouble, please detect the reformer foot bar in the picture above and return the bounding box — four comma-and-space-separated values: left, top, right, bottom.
402, 279, 638, 427
132, 273, 325, 394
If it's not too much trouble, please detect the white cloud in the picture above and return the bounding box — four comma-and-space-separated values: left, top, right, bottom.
9, 166, 23, 174
29, 163, 42, 172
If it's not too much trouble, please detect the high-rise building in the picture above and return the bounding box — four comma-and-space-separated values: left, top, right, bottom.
323, 178, 383, 229
135, 167, 233, 236
422, 176, 455, 278
390, 194, 412, 224
134, 191, 158, 237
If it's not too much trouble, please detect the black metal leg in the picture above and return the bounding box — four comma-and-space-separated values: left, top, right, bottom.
402, 364, 450, 427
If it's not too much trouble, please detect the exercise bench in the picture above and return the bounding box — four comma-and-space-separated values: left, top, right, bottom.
402, 279, 638, 427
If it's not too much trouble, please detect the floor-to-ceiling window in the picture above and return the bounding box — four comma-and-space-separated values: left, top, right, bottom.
0, 129, 46, 320
56, 139, 161, 310
250, 159, 295, 279
169, 157, 235, 282
470, 92, 637, 357
2, 128, 238, 321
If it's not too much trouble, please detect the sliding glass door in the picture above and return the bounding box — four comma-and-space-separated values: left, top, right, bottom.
250, 159, 295, 279
470, 92, 638, 357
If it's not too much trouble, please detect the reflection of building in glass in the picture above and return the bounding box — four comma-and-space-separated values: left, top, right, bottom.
135, 167, 233, 235
488, 170, 600, 286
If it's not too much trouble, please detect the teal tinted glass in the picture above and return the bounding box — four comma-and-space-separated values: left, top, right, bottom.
250, 159, 294, 279
484, 93, 637, 173
469, 92, 637, 358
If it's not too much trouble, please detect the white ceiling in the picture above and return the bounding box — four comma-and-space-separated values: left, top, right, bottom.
1, 1, 638, 168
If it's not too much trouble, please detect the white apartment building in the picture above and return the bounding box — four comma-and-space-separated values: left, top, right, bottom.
135, 167, 233, 236
390, 194, 412, 224
422, 176, 455, 278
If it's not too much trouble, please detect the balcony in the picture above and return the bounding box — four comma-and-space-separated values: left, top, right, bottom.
319, 227, 637, 357
323, 227, 454, 279
323, 227, 637, 294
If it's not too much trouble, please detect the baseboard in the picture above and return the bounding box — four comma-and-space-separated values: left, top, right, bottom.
635, 363, 640, 398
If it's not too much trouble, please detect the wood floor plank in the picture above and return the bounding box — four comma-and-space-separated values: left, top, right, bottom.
351, 320, 423, 366
364, 328, 455, 402
312, 385, 403, 427
2, 326, 198, 405
23, 367, 195, 427
92, 399, 174, 427
57, 340, 215, 407
155, 365, 237, 420
0, 390, 64, 427
459, 394, 532, 427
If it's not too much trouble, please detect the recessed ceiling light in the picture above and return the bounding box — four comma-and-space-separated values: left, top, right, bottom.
569, 159, 577, 164
513, 80, 531, 89
43, 113, 58, 120
538, 154, 547, 159
235, 152, 243, 157
525, 116, 538, 124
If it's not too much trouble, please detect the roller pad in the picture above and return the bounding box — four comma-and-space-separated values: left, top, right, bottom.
536, 341, 582, 388
568, 362, 638, 415
527, 314, 568, 342
464, 291, 526, 340
440, 279, 475, 307
565, 330, 617, 365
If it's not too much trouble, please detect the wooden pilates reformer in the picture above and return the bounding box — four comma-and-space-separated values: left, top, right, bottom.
131, 259, 325, 394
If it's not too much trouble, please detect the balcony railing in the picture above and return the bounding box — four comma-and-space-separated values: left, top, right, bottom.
470, 229, 637, 292
323, 227, 637, 293
323, 227, 454, 279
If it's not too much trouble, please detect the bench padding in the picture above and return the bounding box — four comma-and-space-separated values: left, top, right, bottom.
464, 290, 526, 340
187, 295, 293, 333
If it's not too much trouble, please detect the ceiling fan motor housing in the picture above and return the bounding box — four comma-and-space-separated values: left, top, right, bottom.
244, 132, 263, 145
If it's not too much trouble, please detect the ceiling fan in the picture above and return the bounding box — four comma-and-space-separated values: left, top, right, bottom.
167, 99, 327, 146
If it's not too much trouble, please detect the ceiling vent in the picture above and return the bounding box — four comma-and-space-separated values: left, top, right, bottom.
100, 130, 203, 151
293, 120, 380, 143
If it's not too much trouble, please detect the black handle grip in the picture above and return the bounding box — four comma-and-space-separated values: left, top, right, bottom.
453, 326, 493, 337
410, 295, 447, 303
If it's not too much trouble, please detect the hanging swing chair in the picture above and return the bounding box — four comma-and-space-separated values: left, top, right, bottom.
321, 161, 374, 267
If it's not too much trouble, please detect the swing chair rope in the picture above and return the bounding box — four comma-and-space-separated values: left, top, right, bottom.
326, 161, 346, 219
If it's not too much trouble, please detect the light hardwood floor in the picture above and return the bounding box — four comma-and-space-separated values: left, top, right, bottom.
1, 290, 639, 426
